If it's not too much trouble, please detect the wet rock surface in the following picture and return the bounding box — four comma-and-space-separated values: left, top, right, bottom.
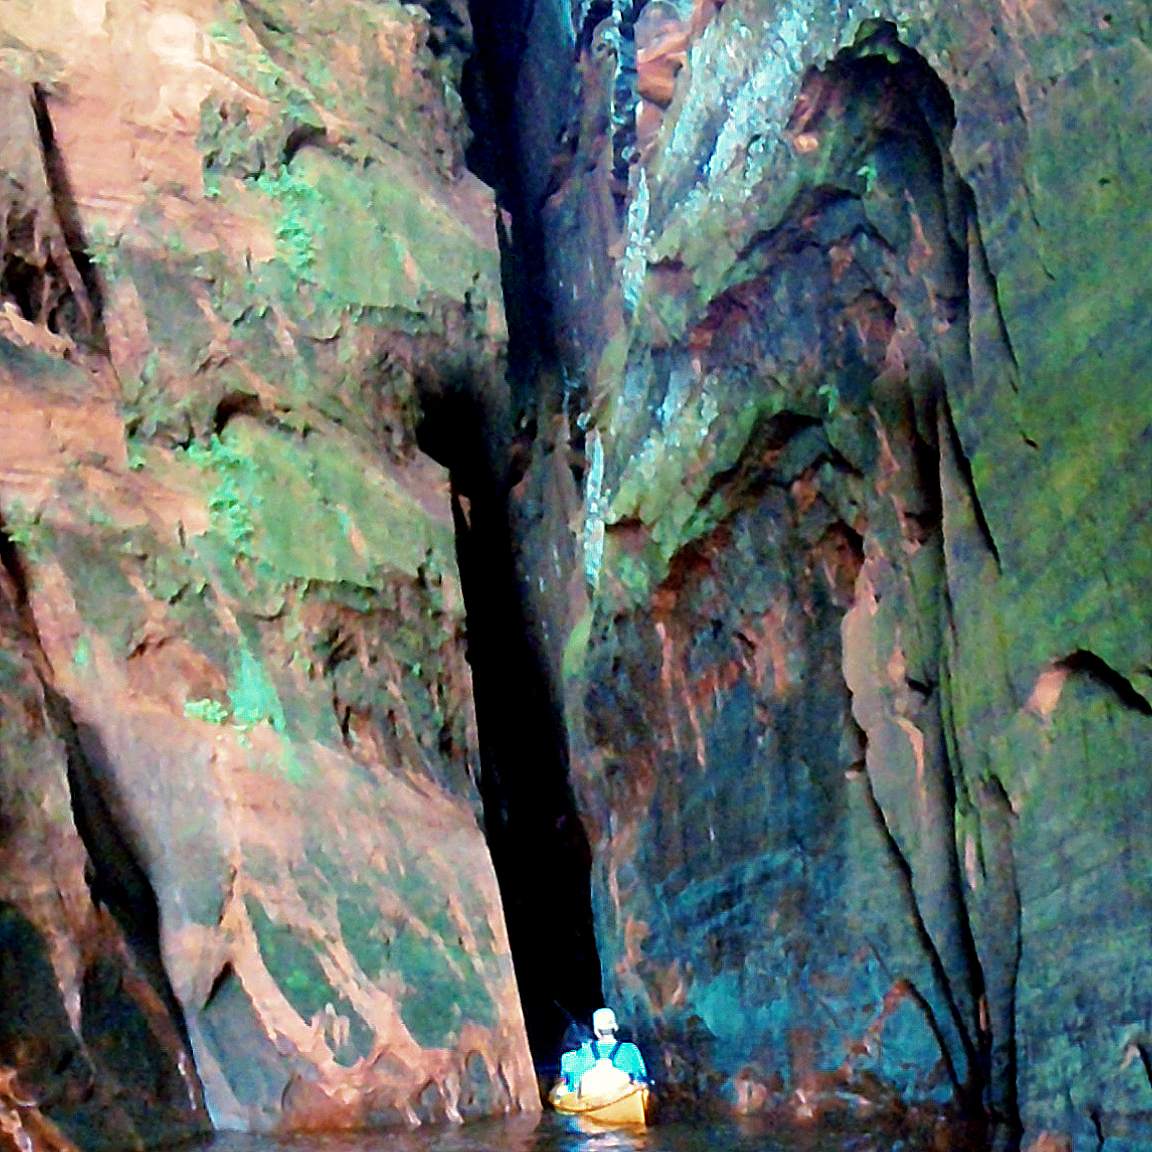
0, 0, 534, 1144
529, 1, 1152, 1147
0, 0, 1149, 1150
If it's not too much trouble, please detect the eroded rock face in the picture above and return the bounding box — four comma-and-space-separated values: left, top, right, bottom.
538, 0, 1152, 1145
3, 0, 1151, 1146
0, 0, 535, 1144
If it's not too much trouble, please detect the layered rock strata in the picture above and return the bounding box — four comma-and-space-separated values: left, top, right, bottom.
533, 2, 1152, 1147
0, 1, 535, 1145
1, 0, 1150, 1149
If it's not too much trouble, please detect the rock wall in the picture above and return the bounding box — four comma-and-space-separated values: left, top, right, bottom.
2, 0, 1151, 1149
0, 1, 536, 1146
537, 0, 1152, 1147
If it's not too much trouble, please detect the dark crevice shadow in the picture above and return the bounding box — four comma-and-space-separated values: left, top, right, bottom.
973, 775, 1022, 1130
419, 377, 603, 1069
29, 84, 107, 352
439, 0, 605, 1070
1057, 650, 1152, 716
941, 394, 1002, 570
0, 515, 34, 613
37, 684, 199, 1072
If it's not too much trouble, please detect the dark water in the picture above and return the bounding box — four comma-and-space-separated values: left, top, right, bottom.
207, 1114, 928, 1152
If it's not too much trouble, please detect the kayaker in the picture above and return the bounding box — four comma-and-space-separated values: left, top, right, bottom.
556, 1007, 648, 1094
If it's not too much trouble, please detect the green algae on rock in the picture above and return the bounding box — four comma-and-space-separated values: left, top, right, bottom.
540, 4, 1152, 1147
0, 0, 535, 1143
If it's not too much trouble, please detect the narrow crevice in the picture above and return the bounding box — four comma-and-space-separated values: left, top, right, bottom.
862, 941, 962, 1102
430, 0, 608, 1071
1088, 1105, 1105, 1149
40, 686, 194, 1053
941, 394, 1002, 570
973, 774, 1022, 1131
859, 763, 983, 1112
28, 84, 106, 351
462, 0, 558, 418
928, 709, 992, 1110
936, 505, 1022, 1137
0, 518, 34, 624
418, 371, 602, 1069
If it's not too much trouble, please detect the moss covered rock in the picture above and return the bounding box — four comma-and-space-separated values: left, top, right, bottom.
545, 2, 1152, 1145
0, 0, 534, 1142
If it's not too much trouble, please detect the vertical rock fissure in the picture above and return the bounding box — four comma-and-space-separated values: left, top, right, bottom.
44, 685, 200, 1065
418, 0, 604, 1069
26, 83, 104, 350
859, 756, 974, 1103
0, 522, 210, 1145
0, 526, 193, 1067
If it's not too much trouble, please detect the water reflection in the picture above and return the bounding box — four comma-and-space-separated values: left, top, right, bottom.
207, 1112, 922, 1152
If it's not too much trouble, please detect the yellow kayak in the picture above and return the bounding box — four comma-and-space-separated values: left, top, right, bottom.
549, 1082, 649, 1127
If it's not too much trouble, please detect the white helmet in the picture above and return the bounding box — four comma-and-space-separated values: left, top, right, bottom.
592, 1007, 618, 1035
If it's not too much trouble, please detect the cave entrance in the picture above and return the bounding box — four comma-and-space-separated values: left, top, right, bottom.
415, 0, 603, 1072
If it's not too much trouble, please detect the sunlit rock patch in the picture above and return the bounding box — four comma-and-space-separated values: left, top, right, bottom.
0, 0, 534, 1144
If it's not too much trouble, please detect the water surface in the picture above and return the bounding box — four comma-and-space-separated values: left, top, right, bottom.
208, 1113, 926, 1152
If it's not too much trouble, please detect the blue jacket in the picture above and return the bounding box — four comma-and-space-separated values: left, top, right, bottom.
561, 1038, 648, 1091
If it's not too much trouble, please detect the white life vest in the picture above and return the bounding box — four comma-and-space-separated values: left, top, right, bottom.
578, 1057, 631, 1097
